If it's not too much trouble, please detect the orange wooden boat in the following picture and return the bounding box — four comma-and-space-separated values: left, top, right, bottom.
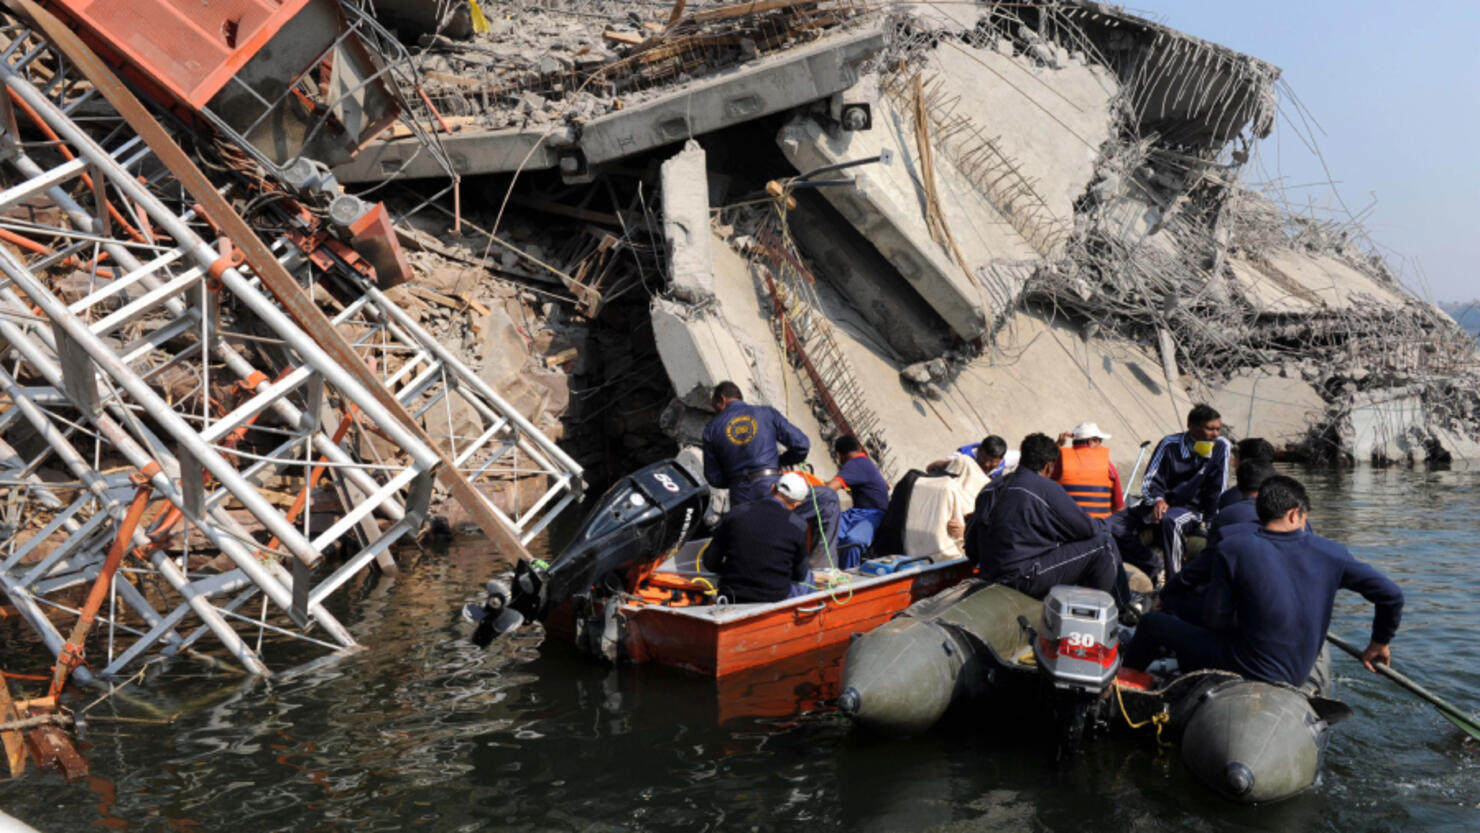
546, 540, 975, 677
468, 458, 974, 678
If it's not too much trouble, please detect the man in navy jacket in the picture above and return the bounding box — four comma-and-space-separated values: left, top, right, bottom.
1125, 475, 1403, 685
1159, 459, 1273, 626
1111, 404, 1230, 582
702, 381, 810, 506
966, 433, 1129, 606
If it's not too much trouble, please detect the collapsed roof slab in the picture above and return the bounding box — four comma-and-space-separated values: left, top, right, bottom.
805, 289, 1195, 477
1228, 251, 1409, 314
336, 23, 884, 183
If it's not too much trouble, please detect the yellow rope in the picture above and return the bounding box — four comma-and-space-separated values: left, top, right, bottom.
693, 539, 711, 574
1114, 682, 1170, 746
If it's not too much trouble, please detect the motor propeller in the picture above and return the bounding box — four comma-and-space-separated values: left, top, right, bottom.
463, 580, 526, 647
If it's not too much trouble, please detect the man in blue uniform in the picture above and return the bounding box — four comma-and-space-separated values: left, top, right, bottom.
702, 473, 814, 603
1217, 438, 1276, 511
702, 381, 810, 507
1111, 404, 1231, 582
827, 435, 890, 567
1124, 475, 1403, 685
1159, 459, 1273, 626
965, 433, 1130, 607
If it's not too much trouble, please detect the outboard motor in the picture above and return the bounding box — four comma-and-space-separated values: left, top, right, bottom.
466, 458, 708, 646
1022, 586, 1124, 756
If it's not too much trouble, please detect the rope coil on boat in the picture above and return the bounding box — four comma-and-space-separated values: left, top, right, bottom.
1115, 683, 1170, 746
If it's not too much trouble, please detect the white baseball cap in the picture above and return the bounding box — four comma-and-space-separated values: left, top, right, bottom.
1071, 421, 1112, 441
776, 472, 810, 501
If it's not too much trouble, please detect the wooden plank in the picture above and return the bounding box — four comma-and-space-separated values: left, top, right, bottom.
0, 681, 26, 777
25, 720, 86, 780
602, 29, 644, 46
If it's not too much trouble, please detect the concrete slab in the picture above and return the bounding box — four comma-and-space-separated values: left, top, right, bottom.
1210, 367, 1325, 448
335, 23, 885, 183
649, 298, 754, 409
1229, 251, 1406, 313
786, 191, 952, 362
804, 265, 1194, 478
927, 38, 1117, 231
777, 98, 999, 342
774, 33, 1116, 341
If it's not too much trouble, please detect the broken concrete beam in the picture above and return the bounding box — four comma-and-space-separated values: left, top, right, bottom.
660, 140, 715, 305
786, 191, 952, 362
650, 298, 755, 413
335, 23, 884, 182
778, 111, 987, 342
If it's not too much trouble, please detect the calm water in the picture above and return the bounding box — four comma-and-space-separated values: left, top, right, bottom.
2, 467, 1477, 832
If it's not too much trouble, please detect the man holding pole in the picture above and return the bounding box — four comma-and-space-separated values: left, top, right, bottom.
1123, 475, 1403, 686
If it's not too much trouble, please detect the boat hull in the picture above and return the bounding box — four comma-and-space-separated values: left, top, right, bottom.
548, 556, 975, 677
839, 578, 1348, 803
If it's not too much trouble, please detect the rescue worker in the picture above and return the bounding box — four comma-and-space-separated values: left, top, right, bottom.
964, 433, 1132, 609
1048, 421, 1125, 519
1124, 475, 1403, 686
702, 473, 814, 603
1218, 437, 1276, 511
826, 435, 890, 568
702, 381, 810, 507
1110, 404, 1231, 582
905, 436, 998, 559
1159, 459, 1274, 626
935, 435, 1010, 482
928, 435, 1006, 539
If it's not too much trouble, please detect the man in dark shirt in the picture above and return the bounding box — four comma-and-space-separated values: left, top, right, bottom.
827, 435, 890, 568
1160, 459, 1273, 625
1125, 475, 1403, 685
965, 433, 1129, 606
1110, 404, 1231, 582
703, 473, 813, 603
1216, 438, 1276, 512
702, 381, 810, 507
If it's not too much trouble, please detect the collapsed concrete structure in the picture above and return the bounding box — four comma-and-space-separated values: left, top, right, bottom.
1, 0, 1476, 737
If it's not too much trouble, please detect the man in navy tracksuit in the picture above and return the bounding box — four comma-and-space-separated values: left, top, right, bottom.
1111, 403, 1230, 581
1125, 475, 1403, 685
965, 433, 1130, 607
702, 381, 811, 507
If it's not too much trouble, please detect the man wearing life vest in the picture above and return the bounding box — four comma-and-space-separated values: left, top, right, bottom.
1048, 422, 1125, 520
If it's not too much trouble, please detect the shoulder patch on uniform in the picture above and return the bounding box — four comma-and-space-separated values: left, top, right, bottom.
725, 414, 758, 445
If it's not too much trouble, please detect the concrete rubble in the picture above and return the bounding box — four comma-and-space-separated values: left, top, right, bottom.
0, 0, 1477, 751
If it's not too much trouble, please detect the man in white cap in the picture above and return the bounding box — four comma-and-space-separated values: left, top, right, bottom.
702, 472, 815, 602
1049, 421, 1125, 520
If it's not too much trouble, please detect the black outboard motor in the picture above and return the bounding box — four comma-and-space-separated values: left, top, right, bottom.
466, 458, 708, 646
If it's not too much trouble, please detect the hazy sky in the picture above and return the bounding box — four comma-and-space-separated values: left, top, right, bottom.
1128, 1, 1479, 302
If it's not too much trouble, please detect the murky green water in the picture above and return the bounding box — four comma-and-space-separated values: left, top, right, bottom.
2, 466, 1477, 831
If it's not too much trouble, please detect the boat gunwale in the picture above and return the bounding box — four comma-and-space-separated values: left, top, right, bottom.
623, 556, 973, 626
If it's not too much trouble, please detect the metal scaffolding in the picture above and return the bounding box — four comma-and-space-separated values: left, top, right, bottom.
0, 11, 581, 686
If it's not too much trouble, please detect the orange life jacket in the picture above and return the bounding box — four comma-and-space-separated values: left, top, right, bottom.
1058, 445, 1115, 518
